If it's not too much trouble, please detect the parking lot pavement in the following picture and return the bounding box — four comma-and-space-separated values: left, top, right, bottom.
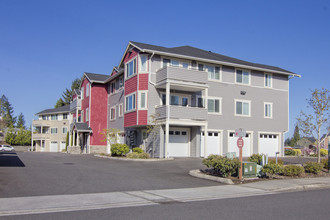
0, 152, 220, 198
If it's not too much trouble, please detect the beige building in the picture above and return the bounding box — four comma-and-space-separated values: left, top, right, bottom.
32, 105, 70, 152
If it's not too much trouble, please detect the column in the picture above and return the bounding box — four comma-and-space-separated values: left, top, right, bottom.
204, 88, 208, 157
165, 82, 170, 158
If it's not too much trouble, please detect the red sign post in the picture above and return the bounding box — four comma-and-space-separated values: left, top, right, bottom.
237, 137, 244, 180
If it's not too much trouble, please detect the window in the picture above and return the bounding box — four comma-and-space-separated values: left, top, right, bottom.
119, 76, 124, 89
182, 97, 188, 106
208, 98, 221, 114
162, 94, 166, 105
139, 91, 147, 109
51, 114, 58, 120
264, 103, 273, 118
170, 95, 179, 105
110, 81, 116, 94
236, 69, 250, 85
125, 93, 136, 112
63, 127, 67, 134
81, 87, 84, 100
162, 58, 189, 69
163, 58, 170, 68
110, 107, 116, 120
86, 83, 90, 97
42, 115, 48, 120
51, 128, 57, 134
86, 108, 89, 121
140, 55, 148, 72
198, 64, 204, 71
265, 73, 272, 88
81, 110, 84, 122
126, 59, 136, 78
63, 113, 68, 120
197, 97, 204, 108
205, 65, 221, 80
119, 104, 123, 117
235, 100, 251, 116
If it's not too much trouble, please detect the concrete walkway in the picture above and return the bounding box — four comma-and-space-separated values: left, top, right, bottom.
1, 177, 329, 217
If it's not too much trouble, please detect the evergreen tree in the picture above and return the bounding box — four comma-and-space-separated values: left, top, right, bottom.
55, 98, 66, 108
55, 77, 82, 108
289, 125, 300, 147
16, 113, 26, 129
0, 95, 16, 127
5, 127, 16, 145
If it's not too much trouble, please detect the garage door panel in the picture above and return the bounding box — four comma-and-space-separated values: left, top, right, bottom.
259, 134, 279, 157
201, 132, 221, 157
228, 132, 251, 157
168, 129, 189, 157
50, 141, 58, 152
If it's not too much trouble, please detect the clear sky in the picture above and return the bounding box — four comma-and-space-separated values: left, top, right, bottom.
0, 0, 329, 138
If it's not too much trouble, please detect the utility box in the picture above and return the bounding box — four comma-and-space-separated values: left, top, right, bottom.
226, 152, 236, 159
242, 162, 257, 177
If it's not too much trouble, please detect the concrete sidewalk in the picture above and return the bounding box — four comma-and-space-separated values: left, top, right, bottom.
0, 177, 329, 217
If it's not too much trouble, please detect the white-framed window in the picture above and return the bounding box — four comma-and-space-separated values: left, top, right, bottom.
63, 113, 68, 120
119, 104, 123, 117
197, 96, 205, 108
205, 65, 221, 81
208, 97, 222, 114
81, 87, 84, 100
162, 58, 189, 69
125, 93, 136, 112
81, 110, 84, 122
51, 128, 58, 134
235, 100, 251, 117
110, 106, 116, 121
51, 114, 58, 120
265, 73, 272, 88
139, 55, 148, 72
236, 69, 250, 85
110, 81, 116, 94
86, 83, 90, 97
86, 108, 89, 121
62, 127, 67, 134
139, 91, 147, 109
42, 115, 49, 120
119, 76, 124, 89
126, 58, 136, 78
264, 102, 273, 118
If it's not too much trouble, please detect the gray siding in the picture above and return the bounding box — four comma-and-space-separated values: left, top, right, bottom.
155, 105, 207, 121
156, 66, 208, 85
108, 89, 124, 131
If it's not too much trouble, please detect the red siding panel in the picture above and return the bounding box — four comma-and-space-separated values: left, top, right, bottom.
81, 78, 90, 123
139, 74, 148, 90
124, 111, 137, 127
125, 75, 137, 95
138, 110, 148, 125
124, 49, 139, 63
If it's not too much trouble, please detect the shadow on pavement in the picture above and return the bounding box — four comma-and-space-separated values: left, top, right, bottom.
0, 152, 25, 167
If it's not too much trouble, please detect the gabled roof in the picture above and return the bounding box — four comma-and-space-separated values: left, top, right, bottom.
125, 41, 300, 77
36, 105, 70, 115
73, 89, 81, 96
84, 72, 110, 84
70, 122, 92, 133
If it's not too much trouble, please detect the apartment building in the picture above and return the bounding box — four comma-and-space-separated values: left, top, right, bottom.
32, 105, 70, 152
67, 41, 299, 157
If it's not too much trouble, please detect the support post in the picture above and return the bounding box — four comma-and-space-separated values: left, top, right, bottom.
165, 82, 170, 158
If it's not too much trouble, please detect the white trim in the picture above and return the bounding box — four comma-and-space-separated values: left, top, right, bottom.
124, 92, 137, 113
139, 54, 148, 73
50, 127, 58, 134
264, 102, 273, 119
118, 103, 123, 117
257, 131, 281, 155
110, 106, 116, 121
234, 99, 251, 117
264, 73, 273, 88
86, 108, 89, 122
227, 130, 254, 156
125, 58, 137, 80
161, 56, 191, 69
235, 68, 251, 85
138, 91, 148, 110
207, 96, 222, 115
160, 92, 192, 106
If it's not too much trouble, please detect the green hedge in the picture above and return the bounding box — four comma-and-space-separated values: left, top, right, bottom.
202, 155, 240, 178
268, 158, 284, 165
111, 143, 129, 156
320, 149, 328, 157
285, 149, 296, 156
126, 152, 150, 159
132, 147, 144, 153
283, 165, 304, 176
261, 163, 283, 175
248, 154, 263, 165
321, 158, 328, 169
304, 162, 323, 174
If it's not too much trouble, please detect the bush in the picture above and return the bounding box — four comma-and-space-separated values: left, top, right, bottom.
248, 154, 263, 165
321, 158, 328, 169
320, 149, 328, 157
261, 163, 283, 175
283, 165, 304, 176
304, 162, 323, 174
126, 152, 150, 159
132, 147, 144, 154
268, 158, 284, 165
111, 143, 129, 156
285, 149, 296, 156
202, 155, 241, 178
293, 149, 302, 156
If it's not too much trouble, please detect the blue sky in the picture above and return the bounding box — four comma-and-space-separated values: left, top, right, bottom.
0, 0, 329, 138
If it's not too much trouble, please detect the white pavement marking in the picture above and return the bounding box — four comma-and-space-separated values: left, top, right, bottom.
0, 185, 275, 217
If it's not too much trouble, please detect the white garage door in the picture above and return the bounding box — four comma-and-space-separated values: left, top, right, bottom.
259, 134, 279, 157
60, 141, 66, 151
50, 141, 58, 152
201, 132, 221, 157
228, 132, 251, 157
167, 129, 189, 157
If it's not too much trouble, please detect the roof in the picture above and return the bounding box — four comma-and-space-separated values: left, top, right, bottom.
74, 89, 81, 96
129, 41, 299, 77
84, 72, 110, 83
70, 122, 92, 133
36, 105, 70, 115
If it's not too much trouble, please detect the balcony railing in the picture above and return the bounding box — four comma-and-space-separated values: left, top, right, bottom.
156, 66, 208, 85
70, 99, 81, 112
155, 105, 208, 121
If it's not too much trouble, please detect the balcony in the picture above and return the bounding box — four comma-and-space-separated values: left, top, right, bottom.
70, 99, 81, 112
32, 120, 52, 127
155, 105, 208, 122
156, 66, 208, 92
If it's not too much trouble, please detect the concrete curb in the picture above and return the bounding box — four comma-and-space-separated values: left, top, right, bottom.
189, 169, 234, 185
94, 154, 174, 162
272, 183, 330, 192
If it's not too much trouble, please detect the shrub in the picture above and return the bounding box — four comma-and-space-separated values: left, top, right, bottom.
293, 149, 302, 156
321, 158, 328, 169
132, 147, 144, 154
111, 143, 129, 156
283, 165, 304, 176
126, 152, 150, 159
285, 149, 296, 156
304, 162, 323, 174
320, 149, 328, 157
268, 158, 284, 165
202, 155, 241, 178
261, 163, 283, 175
248, 154, 264, 165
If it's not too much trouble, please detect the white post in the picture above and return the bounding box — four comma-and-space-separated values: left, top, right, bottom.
204, 88, 208, 157
165, 82, 170, 158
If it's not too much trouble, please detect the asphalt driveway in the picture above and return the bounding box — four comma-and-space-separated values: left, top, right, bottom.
0, 152, 219, 198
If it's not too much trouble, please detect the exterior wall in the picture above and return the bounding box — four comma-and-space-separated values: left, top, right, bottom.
124, 111, 137, 127
139, 74, 148, 90
108, 83, 125, 132
81, 78, 90, 123
138, 110, 148, 125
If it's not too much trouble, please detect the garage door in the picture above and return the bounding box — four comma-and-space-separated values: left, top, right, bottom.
60, 141, 66, 151
259, 134, 279, 157
228, 132, 251, 157
167, 129, 189, 157
50, 141, 58, 152
201, 132, 221, 157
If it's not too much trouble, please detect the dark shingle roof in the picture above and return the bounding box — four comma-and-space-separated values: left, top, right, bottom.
37, 105, 70, 115
70, 122, 92, 132
84, 72, 109, 83
74, 89, 81, 96
130, 41, 297, 75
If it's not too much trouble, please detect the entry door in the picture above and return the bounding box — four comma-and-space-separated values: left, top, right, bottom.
201, 132, 221, 157
167, 128, 190, 157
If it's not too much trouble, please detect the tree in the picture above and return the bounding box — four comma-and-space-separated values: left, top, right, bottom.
16, 113, 26, 129
0, 95, 16, 127
146, 113, 162, 158
5, 127, 16, 145
284, 137, 291, 146
55, 98, 66, 108
55, 78, 82, 108
289, 125, 300, 147
297, 88, 329, 163
100, 128, 121, 154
